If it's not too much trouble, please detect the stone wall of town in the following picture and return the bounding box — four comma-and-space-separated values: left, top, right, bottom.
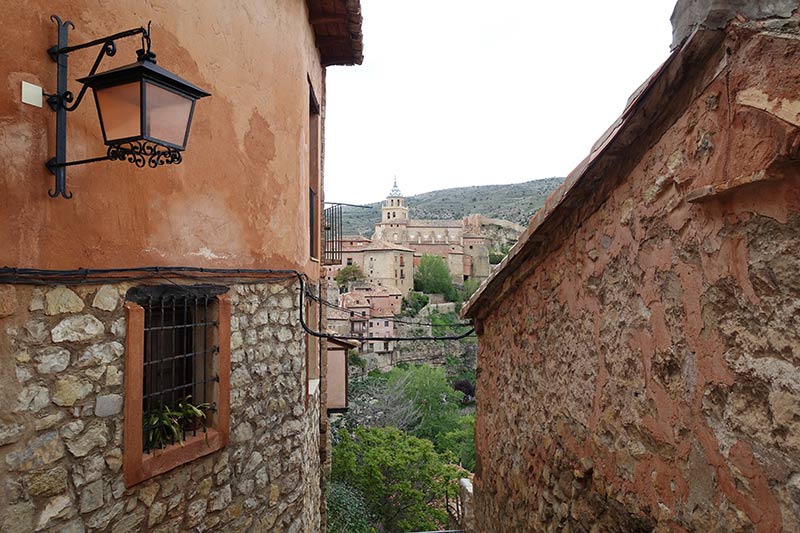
0, 280, 322, 532
473, 23, 800, 532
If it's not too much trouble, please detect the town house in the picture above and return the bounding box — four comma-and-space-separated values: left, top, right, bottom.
0, 1, 363, 531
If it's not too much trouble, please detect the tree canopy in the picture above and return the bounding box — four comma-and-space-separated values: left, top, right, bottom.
335, 265, 365, 289
331, 426, 460, 532
413, 254, 457, 301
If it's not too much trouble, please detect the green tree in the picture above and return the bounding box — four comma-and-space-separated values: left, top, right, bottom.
459, 278, 481, 301
401, 292, 429, 317
331, 427, 460, 532
413, 254, 457, 301
438, 414, 476, 471
326, 481, 376, 532
335, 265, 365, 289
386, 365, 463, 447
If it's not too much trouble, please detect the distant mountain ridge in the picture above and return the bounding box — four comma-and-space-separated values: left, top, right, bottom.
339, 178, 565, 236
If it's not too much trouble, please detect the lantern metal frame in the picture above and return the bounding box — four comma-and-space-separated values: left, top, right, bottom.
46, 15, 210, 199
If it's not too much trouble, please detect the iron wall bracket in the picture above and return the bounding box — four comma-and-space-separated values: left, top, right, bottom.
47, 15, 149, 199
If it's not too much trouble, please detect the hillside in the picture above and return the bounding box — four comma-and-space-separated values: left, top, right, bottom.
339, 178, 564, 236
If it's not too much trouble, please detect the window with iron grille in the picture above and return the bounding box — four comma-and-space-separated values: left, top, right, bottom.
123, 285, 231, 487
324, 203, 343, 265
142, 291, 221, 452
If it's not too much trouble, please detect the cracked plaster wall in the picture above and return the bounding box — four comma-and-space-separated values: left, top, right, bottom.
474, 22, 800, 532
0, 0, 324, 275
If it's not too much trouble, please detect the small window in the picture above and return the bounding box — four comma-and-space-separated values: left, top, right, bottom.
123, 285, 231, 488
384, 342, 389, 351
346, 258, 353, 266
308, 83, 321, 259
384, 320, 389, 327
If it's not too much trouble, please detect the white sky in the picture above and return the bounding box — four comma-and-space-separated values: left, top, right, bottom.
324, 0, 678, 205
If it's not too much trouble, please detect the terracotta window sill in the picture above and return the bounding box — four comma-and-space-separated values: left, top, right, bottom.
135, 429, 223, 483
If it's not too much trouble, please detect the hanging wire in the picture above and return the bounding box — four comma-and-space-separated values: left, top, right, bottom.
0, 266, 475, 342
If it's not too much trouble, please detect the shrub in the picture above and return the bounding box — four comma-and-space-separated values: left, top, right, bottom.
326, 481, 375, 533
331, 427, 460, 532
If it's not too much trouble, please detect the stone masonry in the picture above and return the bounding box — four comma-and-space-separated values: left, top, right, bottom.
464, 12, 800, 533
0, 280, 322, 532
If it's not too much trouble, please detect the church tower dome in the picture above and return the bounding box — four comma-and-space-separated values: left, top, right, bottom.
382, 178, 409, 223
375, 178, 409, 243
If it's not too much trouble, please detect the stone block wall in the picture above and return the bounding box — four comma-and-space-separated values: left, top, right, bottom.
0, 280, 322, 532
472, 23, 800, 533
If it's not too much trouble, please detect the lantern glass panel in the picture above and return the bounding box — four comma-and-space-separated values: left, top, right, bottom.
144, 82, 194, 148
96, 82, 141, 143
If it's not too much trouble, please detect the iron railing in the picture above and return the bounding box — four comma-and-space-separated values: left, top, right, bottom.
323, 203, 342, 265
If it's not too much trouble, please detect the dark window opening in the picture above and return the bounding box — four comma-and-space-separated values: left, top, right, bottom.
136, 286, 226, 454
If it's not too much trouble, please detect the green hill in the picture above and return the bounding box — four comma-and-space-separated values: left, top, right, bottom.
338, 178, 564, 236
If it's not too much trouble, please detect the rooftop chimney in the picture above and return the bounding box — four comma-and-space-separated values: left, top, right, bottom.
671, 0, 799, 48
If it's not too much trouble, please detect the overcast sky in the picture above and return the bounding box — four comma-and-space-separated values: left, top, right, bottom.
324, 0, 678, 205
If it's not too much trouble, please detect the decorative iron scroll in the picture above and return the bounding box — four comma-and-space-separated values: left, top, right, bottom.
107, 141, 183, 168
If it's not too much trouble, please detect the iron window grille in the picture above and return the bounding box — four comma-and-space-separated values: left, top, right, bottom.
324, 203, 342, 265
127, 285, 227, 454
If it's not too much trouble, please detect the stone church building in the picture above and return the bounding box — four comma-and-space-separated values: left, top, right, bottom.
373, 180, 492, 285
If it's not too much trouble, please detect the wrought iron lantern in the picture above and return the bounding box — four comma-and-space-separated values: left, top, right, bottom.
46, 16, 210, 199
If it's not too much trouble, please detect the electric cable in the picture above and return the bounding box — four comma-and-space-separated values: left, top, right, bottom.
0, 266, 475, 342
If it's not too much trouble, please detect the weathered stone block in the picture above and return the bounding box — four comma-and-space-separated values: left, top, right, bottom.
35, 346, 71, 374
65, 422, 108, 457
36, 493, 73, 529
0, 422, 25, 445
45, 286, 84, 315
52, 376, 93, 406
95, 394, 123, 417
92, 285, 119, 311
80, 478, 104, 513
186, 499, 207, 528
110, 508, 145, 533
0, 284, 17, 317
29, 288, 45, 312
77, 341, 124, 367
51, 315, 104, 342
85, 501, 124, 530
209, 484, 232, 512
5, 431, 64, 471
14, 385, 50, 412
34, 412, 65, 431
148, 501, 167, 527
23, 465, 68, 497
16, 366, 33, 383
111, 317, 126, 337
24, 320, 49, 343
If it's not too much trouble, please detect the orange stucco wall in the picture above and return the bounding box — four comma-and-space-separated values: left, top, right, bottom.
1, 0, 324, 278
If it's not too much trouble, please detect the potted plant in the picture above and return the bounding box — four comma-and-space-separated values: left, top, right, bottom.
176, 396, 211, 432
143, 404, 183, 452
143, 397, 211, 452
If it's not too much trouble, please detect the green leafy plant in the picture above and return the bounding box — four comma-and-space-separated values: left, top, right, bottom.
175, 396, 210, 430
413, 255, 457, 302
143, 396, 210, 452
143, 404, 183, 452
326, 481, 376, 532
335, 265, 365, 289
332, 427, 460, 532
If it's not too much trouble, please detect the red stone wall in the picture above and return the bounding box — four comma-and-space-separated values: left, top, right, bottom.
474, 25, 800, 532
